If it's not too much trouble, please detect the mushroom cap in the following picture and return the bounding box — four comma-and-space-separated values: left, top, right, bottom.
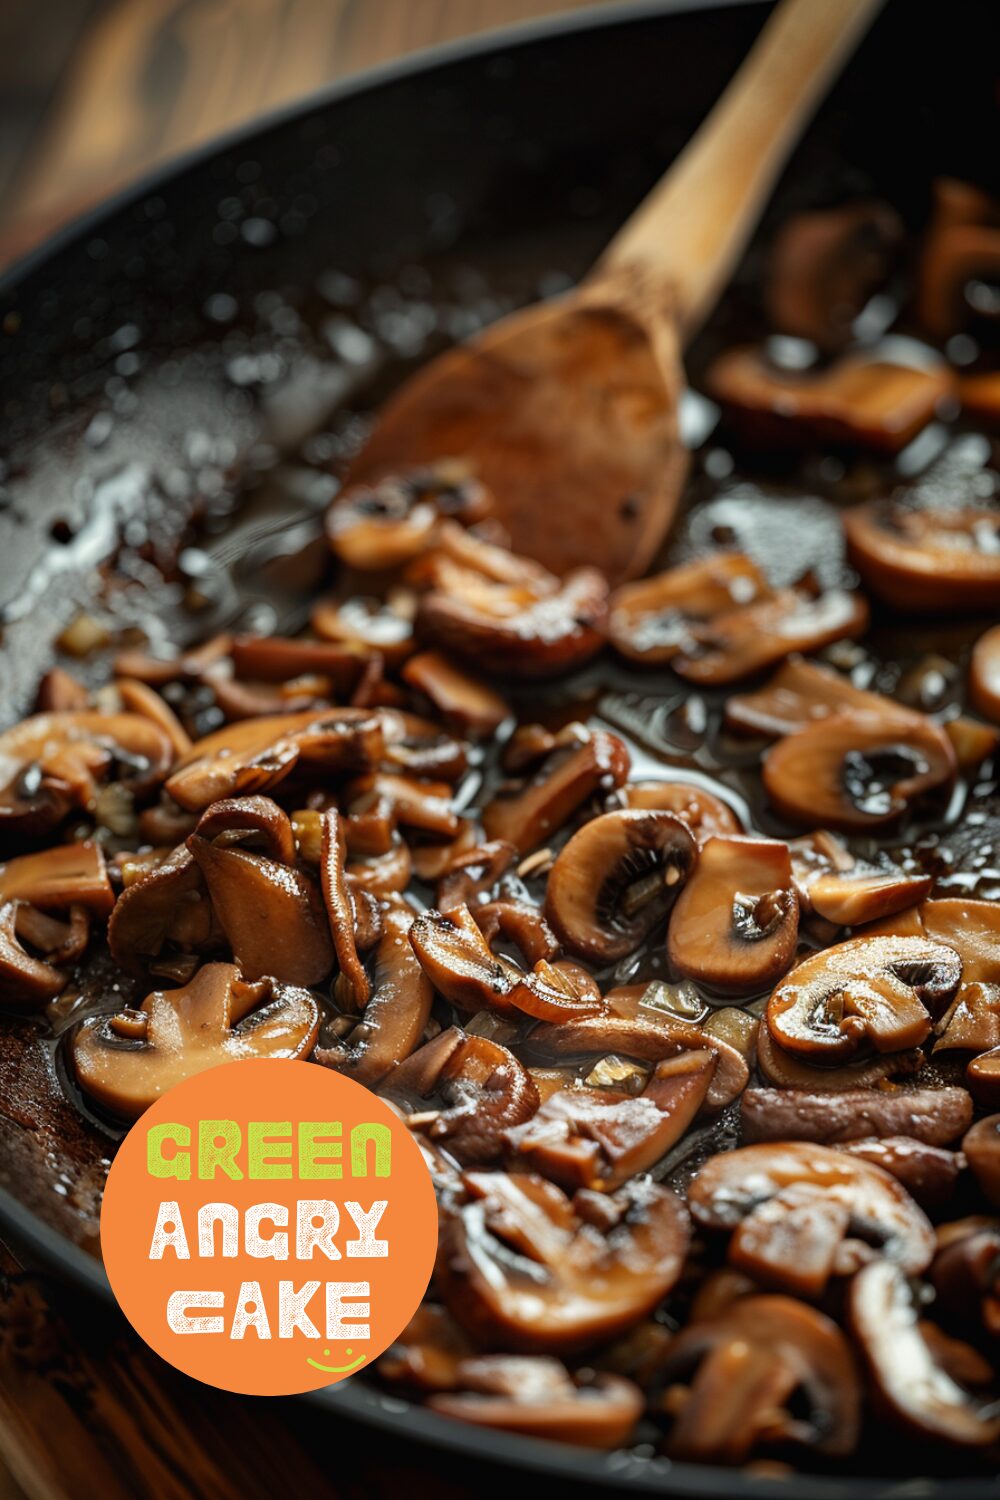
763, 710, 956, 830
843, 500, 1000, 613
72, 962, 319, 1118
608, 552, 766, 666
544, 809, 697, 963
0, 901, 65, 1007
766, 934, 961, 1063
725, 654, 918, 739
755, 1021, 925, 1093
482, 727, 630, 855
437, 1170, 690, 1354
625, 779, 742, 841
849, 1259, 1000, 1447
667, 835, 799, 996
689, 1141, 935, 1277
672, 585, 869, 686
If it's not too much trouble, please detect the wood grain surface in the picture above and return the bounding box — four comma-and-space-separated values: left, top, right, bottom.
0, 6, 641, 1495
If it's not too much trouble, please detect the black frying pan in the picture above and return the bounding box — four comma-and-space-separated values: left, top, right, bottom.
0, 1, 997, 1493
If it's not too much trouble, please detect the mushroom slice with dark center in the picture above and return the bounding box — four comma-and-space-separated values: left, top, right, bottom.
316, 898, 432, 1086
187, 833, 334, 988
672, 585, 869, 686
789, 830, 931, 927
842, 500, 1000, 614
386, 1026, 539, 1165
624, 780, 742, 841
482, 726, 630, 854
725, 654, 919, 739
608, 552, 767, 666
473, 900, 559, 969
849, 1259, 1000, 1447
660, 1295, 859, 1463
0, 902, 65, 1006
437, 1171, 690, 1354
527, 1014, 748, 1113
690, 1142, 935, 1278
326, 466, 491, 570
765, 200, 903, 353
0, 841, 114, 918
165, 708, 385, 812
741, 1086, 973, 1148
766, 934, 960, 1062
0, 711, 175, 839
763, 710, 956, 830
545, 810, 696, 964
72, 962, 320, 1119
428, 1357, 643, 1449
192, 794, 297, 864
705, 345, 952, 454
668, 836, 798, 996
970, 624, 1000, 725
505, 1048, 718, 1191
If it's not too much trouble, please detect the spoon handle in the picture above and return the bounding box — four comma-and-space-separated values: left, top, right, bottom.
594, 0, 884, 339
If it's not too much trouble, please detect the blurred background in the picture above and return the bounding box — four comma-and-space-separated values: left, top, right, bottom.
0, 0, 630, 269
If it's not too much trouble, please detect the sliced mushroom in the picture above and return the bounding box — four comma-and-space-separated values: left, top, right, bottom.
725, 654, 918, 739
115, 677, 192, 758
690, 1142, 935, 1279
482, 725, 630, 854
437, 1171, 690, 1353
766, 934, 961, 1063
964, 1115, 1000, 1208
317, 898, 432, 1085
0, 711, 175, 839
545, 810, 696, 964
401, 650, 510, 737
849, 1259, 1000, 1446
381, 708, 469, 782
672, 585, 869, 686
625, 780, 742, 841
660, 1296, 860, 1462
741, 1086, 974, 1148
387, 1026, 539, 1164
504, 1048, 718, 1190
326, 466, 491, 570
763, 709, 956, 830
72, 962, 319, 1118
608, 552, 766, 666
765, 200, 902, 352
344, 772, 458, 839
839, 1138, 964, 1213
931, 1216, 1000, 1335
705, 346, 952, 454
166, 708, 385, 812
227, 635, 362, 693
0, 902, 65, 1006
789, 830, 931, 927
842, 500, 1000, 614
436, 840, 519, 913
107, 843, 212, 973
527, 1014, 748, 1113
755, 1022, 925, 1093
428, 1358, 643, 1449
970, 625, 1000, 725
668, 836, 798, 996
0, 841, 114, 918
320, 808, 368, 1006
311, 592, 416, 666
916, 177, 1000, 341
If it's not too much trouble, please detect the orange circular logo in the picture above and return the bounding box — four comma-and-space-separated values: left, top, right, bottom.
101, 1057, 437, 1396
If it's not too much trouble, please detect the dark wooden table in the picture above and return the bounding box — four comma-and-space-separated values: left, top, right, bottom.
0, 3, 631, 1495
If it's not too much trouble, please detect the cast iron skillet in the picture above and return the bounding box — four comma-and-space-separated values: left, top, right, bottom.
0, 1, 997, 1493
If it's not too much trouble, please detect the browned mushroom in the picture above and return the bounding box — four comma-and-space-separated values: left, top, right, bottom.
667, 835, 798, 995
931, 1216, 1000, 1336
741, 1086, 974, 1148
379, 1303, 474, 1392
437, 1171, 690, 1353
916, 178, 1000, 341
545, 810, 696, 964
789, 830, 931, 927
72, 962, 319, 1118
435, 840, 519, 914
690, 1142, 936, 1282
725, 654, 918, 739
504, 1048, 718, 1190
326, 465, 491, 570
624, 780, 742, 841
705, 345, 952, 454
311, 592, 416, 666
608, 553, 766, 666
849, 1259, 1000, 1446
660, 1296, 860, 1463
672, 584, 869, 686
380, 708, 469, 782
482, 725, 630, 854
839, 1138, 964, 1213
319, 808, 368, 1006
401, 650, 510, 737
344, 772, 459, 840
970, 625, 1000, 725
316, 898, 432, 1085
963, 1116, 1000, 1208
842, 500, 1000, 614
0, 902, 65, 1006
387, 1026, 539, 1164
115, 678, 192, 758
763, 709, 956, 830
0, 841, 114, 918
766, 934, 961, 1063
765, 200, 903, 352
428, 1358, 643, 1449
107, 843, 213, 973
0, 711, 175, 840
35, 667, 90, 713
755, 1021, 925, 1092
165, 708, 386, 812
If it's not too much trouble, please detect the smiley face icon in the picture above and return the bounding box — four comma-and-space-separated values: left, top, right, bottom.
305, 1346, 367, 1375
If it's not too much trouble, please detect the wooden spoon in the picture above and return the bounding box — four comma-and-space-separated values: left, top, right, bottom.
348, 0, 883, 587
